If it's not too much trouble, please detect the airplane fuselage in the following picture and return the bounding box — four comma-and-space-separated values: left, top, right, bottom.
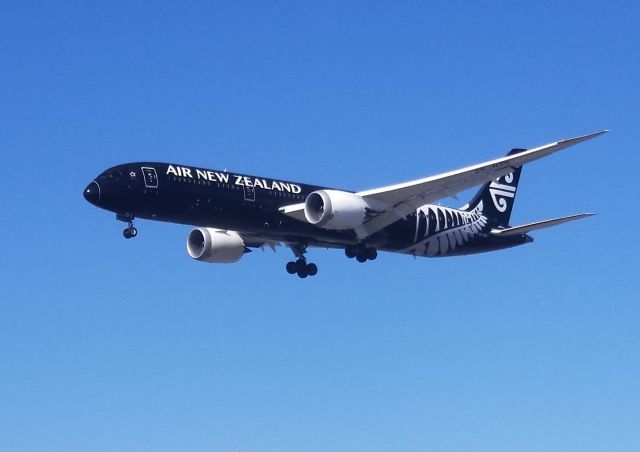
83, 132, 604, 277
84, 161, 529, 258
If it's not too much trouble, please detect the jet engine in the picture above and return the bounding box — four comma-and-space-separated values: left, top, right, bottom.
186, 228, 246, 263
304, 189, 371, 230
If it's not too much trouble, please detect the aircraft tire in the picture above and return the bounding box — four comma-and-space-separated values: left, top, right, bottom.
356, 255, 367, 263
366, 248, 377, 260
286, 261, 297, 274
307, 263, 318, 276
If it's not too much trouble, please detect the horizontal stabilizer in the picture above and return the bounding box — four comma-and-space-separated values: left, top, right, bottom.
490, 213, 595, 237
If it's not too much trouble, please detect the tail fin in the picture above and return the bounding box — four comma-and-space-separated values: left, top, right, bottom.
464, 148, 525, 227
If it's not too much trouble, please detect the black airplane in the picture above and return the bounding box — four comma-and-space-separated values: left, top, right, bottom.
83, 131, 606, 278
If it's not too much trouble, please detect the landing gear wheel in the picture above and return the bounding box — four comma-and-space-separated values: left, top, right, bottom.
366, 248, 377, 261
296, 263, 309, 278
349, 245, 377, 263
123, 226, 137, 239
289, 258, 317, 278
287, 244, 318, 278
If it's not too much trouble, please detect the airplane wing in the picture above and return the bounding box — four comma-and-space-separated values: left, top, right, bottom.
278, 202, 307, 222
280, 131, 607, 239
241, 234, 282, 251
490, 213, 595, 237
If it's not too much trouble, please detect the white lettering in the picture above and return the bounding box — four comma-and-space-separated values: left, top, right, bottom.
167, 166, 300, 193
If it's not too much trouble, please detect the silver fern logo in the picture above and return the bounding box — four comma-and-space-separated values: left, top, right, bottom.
489, 172, 516, 212
404, 202, 488, 257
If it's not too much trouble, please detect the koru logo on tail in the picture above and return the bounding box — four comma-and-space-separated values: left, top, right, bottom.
489, 172, 516, 212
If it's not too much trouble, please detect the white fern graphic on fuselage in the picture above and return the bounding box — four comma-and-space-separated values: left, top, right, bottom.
403, 201, 488, 257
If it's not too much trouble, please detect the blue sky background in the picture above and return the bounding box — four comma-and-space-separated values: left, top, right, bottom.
1, 1, 639, 451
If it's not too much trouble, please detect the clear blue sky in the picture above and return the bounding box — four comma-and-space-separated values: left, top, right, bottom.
1, 2, 638, 451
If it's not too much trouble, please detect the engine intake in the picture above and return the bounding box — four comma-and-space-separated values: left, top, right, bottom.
304, 189, 371, 230
186, 228, 246, 263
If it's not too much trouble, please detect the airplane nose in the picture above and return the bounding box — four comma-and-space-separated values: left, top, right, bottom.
83, 181, 101, 204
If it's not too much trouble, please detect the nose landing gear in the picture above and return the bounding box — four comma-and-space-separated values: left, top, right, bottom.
117, 213, 138, 239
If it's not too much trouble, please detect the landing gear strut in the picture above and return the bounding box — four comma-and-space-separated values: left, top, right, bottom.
286, 244, 318, 278
345, 245, 377, 263
117, 213, 138, 239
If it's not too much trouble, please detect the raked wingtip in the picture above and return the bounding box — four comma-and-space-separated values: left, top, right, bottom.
560, 130, 610, 145
580, 130, 609, 138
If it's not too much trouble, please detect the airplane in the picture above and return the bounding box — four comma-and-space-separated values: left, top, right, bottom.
83, 131, 607, 278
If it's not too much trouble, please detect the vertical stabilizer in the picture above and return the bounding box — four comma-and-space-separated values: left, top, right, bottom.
464, 149, 525, 227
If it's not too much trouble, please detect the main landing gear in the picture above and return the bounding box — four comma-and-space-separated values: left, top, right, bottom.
345, 245, 377, 263
286, 244, 318, 278
117, 213, 138, 239
286, 259, 318, 278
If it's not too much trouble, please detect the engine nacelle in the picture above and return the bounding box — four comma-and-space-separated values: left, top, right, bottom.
304, 189, 370, 230
186, 228, 246, 263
